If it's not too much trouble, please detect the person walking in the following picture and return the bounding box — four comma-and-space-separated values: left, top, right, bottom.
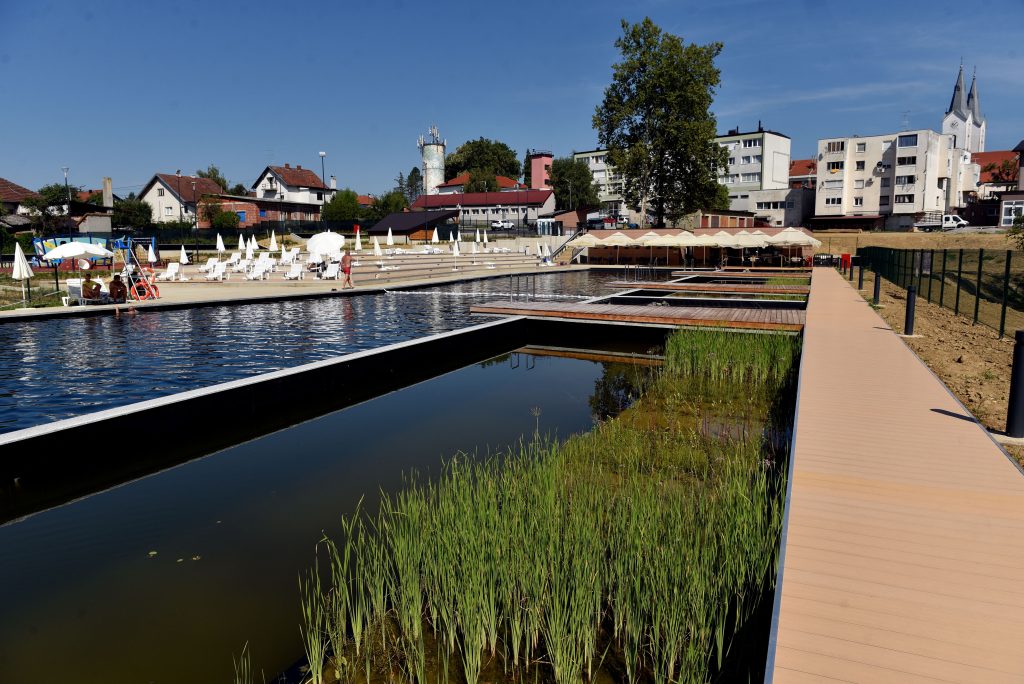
341, 250, 354, 289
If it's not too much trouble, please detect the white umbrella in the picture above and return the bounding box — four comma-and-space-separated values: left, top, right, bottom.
355, 229, 363, 252
147, 244, 157, 264
452, 237, 460, 270
456, 230, 462, 243
42, 241, 114, 261
543, 243, 552, 257
307, 231, 346, 255
237, 234, 245, 252
475, 229, 480, 243
216, 233, 226, 253
179, 245, 189, 265
281, 243, 287, 261
472, 242, 478, 255
245, 239, 254, 261
12, 242, 33, 303
269, 231, 278, 251
483, 230, 489, 245
535, 242, 542, 257
386, 228, 394, 246
431, 227, 439, 244
566, 234, 601, 249
372, 236, 383, 258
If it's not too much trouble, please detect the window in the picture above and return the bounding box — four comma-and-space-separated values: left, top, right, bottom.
1003, 200, 1024, 226
855, 161, 865, 171
897, 156, 917, 166
742, 138, 761, 147
237, 211, 246, 222
853, 197, 864, 207
741, 156, 752, 164
825, 197, 842, 206
825, 141, 845, 153
727, 157, 735, 165
895, 175, 916, 185
881, 139, 894, 152
755, 201, 786, 210
157, 188, 165, 197
786, 200, 795, 209
894, 194, 914, 204
898, 134, 918, 147
823, 180, 842, 189
881, 178, 891, 187
880, 195, 890, 206
163, 206, 173, 216
741, 172, 760, 183
827, 161, 844, 172
752, 154, 762, 163
258, 209, 267, 218
316, 192, 323, 201
854, 180, 865, 189
856, 142, 866, 153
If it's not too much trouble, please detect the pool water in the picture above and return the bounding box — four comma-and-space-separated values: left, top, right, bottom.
0, 271, 621, 433
0, 351, 650, 683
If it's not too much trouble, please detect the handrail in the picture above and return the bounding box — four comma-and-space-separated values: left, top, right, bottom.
549, 228, 584, 261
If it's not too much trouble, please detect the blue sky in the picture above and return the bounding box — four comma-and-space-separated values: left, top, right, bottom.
3, 0, 1021, 196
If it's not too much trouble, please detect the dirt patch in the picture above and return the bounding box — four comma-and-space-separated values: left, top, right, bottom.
843, 268, 1023, 466
816, 230, 1013, 256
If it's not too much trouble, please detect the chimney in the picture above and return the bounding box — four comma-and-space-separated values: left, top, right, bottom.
330, 175, 337, 189
102, 177, 113, 208
284, 163, 290, 168
296, 164, 302, 170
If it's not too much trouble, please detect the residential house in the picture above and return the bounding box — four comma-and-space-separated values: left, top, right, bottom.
972, 150, 1019, 200
789, 159, 817, 189
251, 163, 334, 212
411, 190, 555, 227
435, 173, 526, 194
0, 177, 41, 215
998, 141, 1024, 229
139, 174, 225, 223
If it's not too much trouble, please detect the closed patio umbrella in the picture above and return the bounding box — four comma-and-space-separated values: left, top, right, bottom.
372, 236, 383, 259
475, 229, 480, 243
12, 242, 33, 303
355, 229, 363, 252
483, 230, 488, 245
386, 228, 394, 246
147, 244, 157, 264
216, 233, 226, 253
237, 234, 245, 252
179, 245, 189, 265
245, 239, 254, 261
431, 227, 439, 244
269, 231, 278, 251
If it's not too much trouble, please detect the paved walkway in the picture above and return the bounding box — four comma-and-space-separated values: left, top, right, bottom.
767, 267, 1024, 682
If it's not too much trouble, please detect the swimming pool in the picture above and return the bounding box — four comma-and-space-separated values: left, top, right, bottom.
0, 271, 623, 433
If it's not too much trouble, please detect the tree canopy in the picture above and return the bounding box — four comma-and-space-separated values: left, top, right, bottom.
196, 165, 229, 192
112, 197, 153, 229
445, 137, 520, 182
405, 167, 422, 204
983, 159, 1019, 184
593, 18, 727, 226
211, 210, 240, 231
228, 182, 249, 196
549, 157, 600, 211
365, 190, 408, 222
322, 189, 363, 222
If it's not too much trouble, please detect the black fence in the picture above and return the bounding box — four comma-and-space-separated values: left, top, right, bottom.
858, 246, 1024, 338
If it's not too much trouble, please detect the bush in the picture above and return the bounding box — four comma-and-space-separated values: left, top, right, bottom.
212, 211, 240, 231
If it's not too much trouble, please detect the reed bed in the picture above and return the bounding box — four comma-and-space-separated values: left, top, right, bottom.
296, 329, 799, 684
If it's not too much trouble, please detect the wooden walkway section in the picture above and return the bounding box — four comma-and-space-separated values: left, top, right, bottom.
470, 300, 805, 331
609, 281, 810, 295
768, 267, 1024, 683
671, 270, 810, 279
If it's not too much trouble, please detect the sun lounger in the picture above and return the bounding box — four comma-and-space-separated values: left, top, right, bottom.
246, 263, 269, 280
283, 263, 303, 280
156, 262, 180, 281
224, 252, 241, 266
204, 262, 228, 281
232, 259, 250, 273
197, 257, 219, 273
320, 263, 340, 280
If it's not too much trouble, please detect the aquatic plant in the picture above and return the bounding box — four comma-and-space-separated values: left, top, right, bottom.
664, 328, 800, 384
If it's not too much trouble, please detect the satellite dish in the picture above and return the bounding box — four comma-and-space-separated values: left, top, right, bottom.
78, 259, 92, 270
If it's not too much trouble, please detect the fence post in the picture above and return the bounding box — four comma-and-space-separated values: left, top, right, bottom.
849, 255, 855, 281
999, 250, 1012, 338
954, 248, 964, 315
1007, 331, 1024, 438
927, 249, 935, 302
905, 285, 917, 335
973, 248, 984, 324
940, 249, 947, 308
858, 262, 864, 290
917, 249, 925, 293
873, 261, 882, 305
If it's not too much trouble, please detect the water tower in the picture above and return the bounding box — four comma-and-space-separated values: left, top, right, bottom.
417, 125, 446, 195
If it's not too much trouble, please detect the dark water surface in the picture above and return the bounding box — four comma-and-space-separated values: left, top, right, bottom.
0, 352, 636, 683
0, 271, 622, 434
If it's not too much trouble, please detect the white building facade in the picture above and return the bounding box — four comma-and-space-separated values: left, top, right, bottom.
571, 149, 644, 223
139, 173, 224, 223
814, 129, 979, 230
941, 65, 986, 154
251, 164, 334, 206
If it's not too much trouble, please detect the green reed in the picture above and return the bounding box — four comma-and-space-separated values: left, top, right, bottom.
296, 329, 798, 683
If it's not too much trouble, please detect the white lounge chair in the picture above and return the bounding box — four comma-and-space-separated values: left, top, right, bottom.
156, 262, 180, 281
205, 262, 228, 281
321, 262, 340, 280
232, 258, 250, 273
224, 252, 241, 266
246, 263, 268, 280
198, 257, 219, 273
283, 263, 303, 280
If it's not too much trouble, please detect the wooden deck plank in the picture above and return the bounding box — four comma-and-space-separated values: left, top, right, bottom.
768, 267, 1024, 683
608, 281, 810, 295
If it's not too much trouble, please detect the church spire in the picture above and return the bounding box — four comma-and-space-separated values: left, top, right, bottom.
967, 71, 984, 124
946, 64, 969, 119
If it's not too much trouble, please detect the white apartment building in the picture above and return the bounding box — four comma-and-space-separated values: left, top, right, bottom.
715, 124, 810, 226
572, 149, 643, 223
813, 129, 979, 230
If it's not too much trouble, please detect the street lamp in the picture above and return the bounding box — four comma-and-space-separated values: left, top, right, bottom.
319, 151, 327, 186
61, 166, 71, 211
192, 180, 199, 262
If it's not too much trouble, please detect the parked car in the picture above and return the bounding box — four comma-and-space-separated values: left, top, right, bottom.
490, 220, 514, 229
915, 214, 969, 232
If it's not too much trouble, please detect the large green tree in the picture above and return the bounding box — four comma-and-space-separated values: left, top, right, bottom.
365, 190, 408, 222
112, 197, 153, 229
549, 157, 600, 210
228, 182, 249, 196
983, 159, 1019, 185
196, 164, 229, 192
445, 137, 520, 182
464, 169, 499, 193
405, 167, 422, 204
593, 18, 728, 227
322, 189, 363, 222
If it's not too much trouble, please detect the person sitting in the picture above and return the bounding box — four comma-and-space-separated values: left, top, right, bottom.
81, 273, 102, 302
108, 274, 128, 304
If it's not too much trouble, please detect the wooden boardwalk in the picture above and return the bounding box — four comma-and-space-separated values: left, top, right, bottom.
609, 281, 810, 295
470, 301, 805, 332
767, 267, 1024, 683
671, 270, 810, 279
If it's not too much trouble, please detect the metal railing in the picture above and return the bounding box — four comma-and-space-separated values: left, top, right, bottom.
858, 246, 1024, 338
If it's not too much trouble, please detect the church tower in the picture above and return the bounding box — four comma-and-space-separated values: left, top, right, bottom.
942, 65, 985, 153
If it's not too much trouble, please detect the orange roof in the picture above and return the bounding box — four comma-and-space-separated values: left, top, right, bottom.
972, 150, 1018, 183
357, 194, 374, 206
437, 173, 525, 189
789, 159, 817, 177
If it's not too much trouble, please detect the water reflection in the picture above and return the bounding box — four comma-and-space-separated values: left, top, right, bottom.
0, 272, 620, 433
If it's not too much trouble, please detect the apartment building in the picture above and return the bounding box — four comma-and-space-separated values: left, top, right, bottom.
715, 124, 811, 226
571, 149, 643, 223
812, 129, 979, 230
